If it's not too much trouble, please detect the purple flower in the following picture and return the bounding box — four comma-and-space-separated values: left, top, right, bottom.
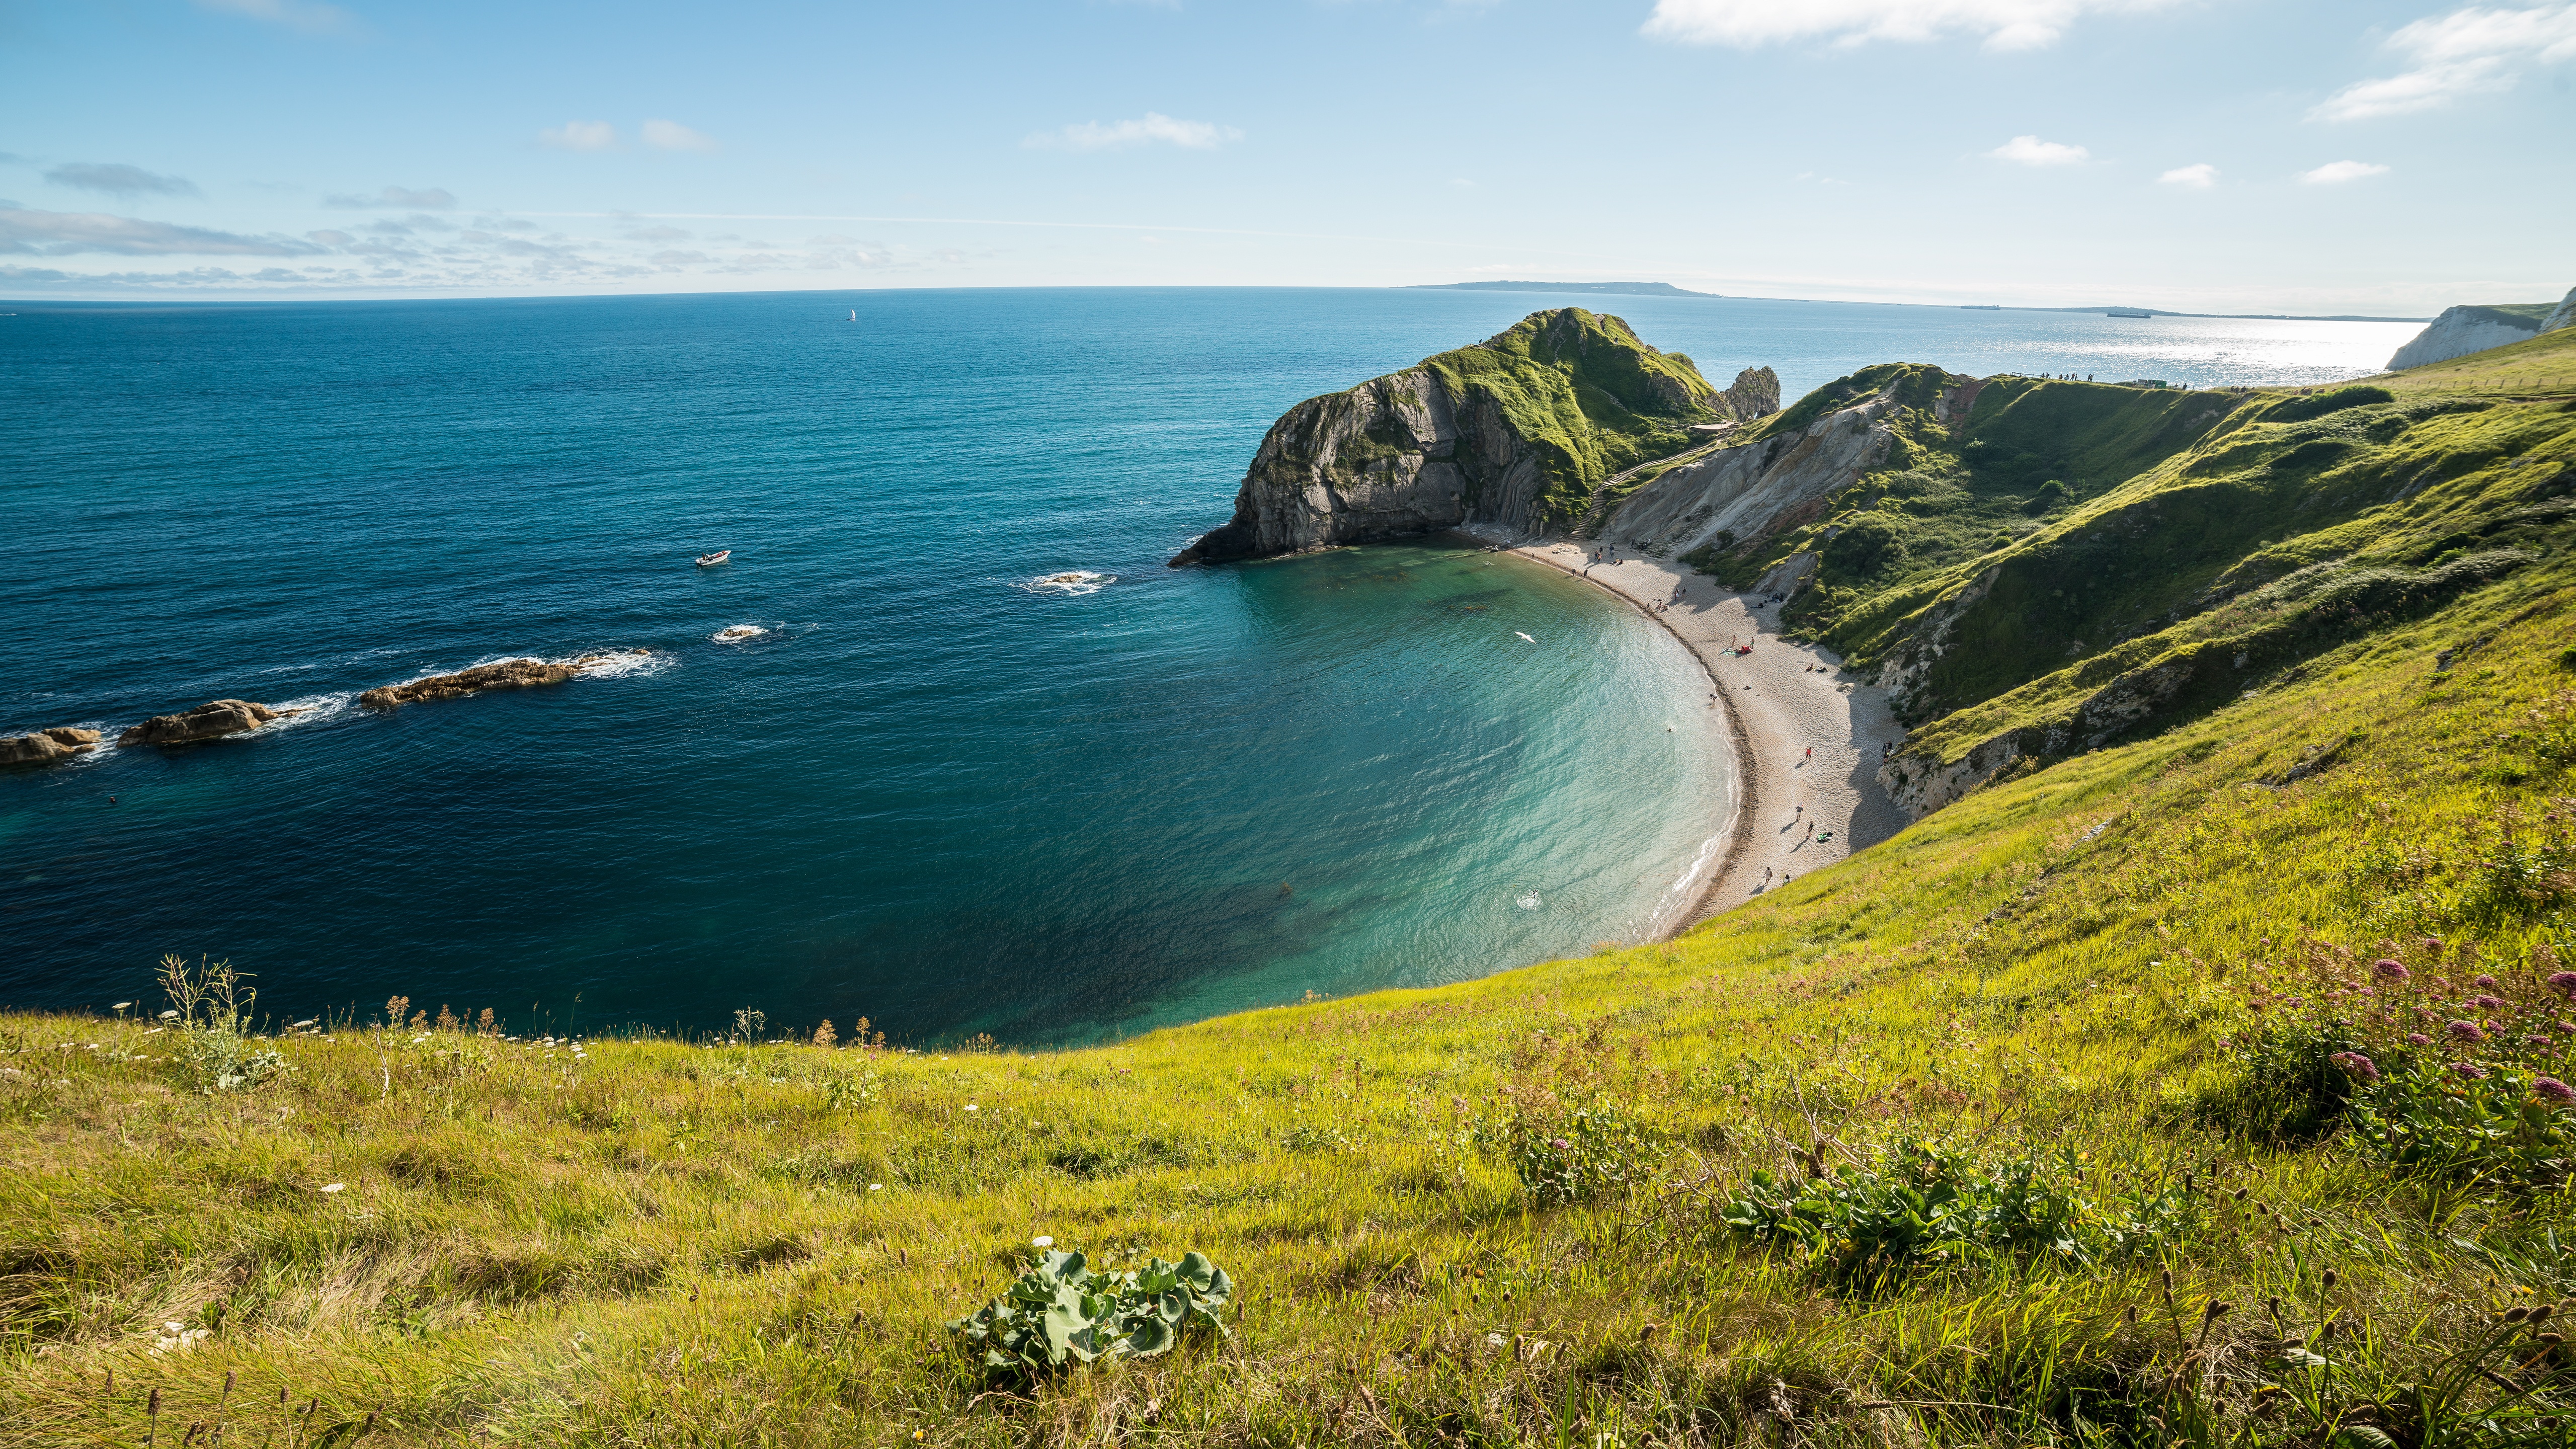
2329, 1052, 2381, 1084
2474, 974, 2499, 989
2407, 1032, 2432, 1045
2472, 994, 2506, 1010
2447, 1020, 2487, 1043
2548, 972, 2576, 1000
2373, 958, 2410, 982
1550, 1138, 1572, 1151
2524, 1035, 2554, 1048
2535, 1077, 2575, 1106
2452, 1062, 2489, 1081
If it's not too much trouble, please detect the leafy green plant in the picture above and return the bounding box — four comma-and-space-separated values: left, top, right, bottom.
1479, 1093, 1664, 1208
1720, 1139, 2193, 1284
947, 1248, 1232, 1379
2348, 1060, 2575, 1194
156, 953, 285, 1093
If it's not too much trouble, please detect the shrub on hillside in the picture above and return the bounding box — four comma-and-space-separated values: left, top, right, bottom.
1718, 1138, 2194, 1286
2267, 385, 2394, 424
2210, 934, 2576, 1189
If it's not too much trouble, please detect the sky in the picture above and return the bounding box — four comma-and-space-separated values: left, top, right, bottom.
2, 0, 2570, 312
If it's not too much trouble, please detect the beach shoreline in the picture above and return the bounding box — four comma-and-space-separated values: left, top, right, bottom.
1464, 527, 1911, 930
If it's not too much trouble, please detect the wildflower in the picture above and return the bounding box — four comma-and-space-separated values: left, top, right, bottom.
2447, 1020, 2487, 1043
320, 1183, 345, 1194
2472, 994, 2506, 1010
2475, 974, 2499, 989
2452, 1063, 2488, 1081
2534, 1078, 2575, 1106
867, 1183, 883, 1192
1551, 1138, 1572, 1151
2329, 1052, 2380, 1083
2373, 958, 2409, 982
2526, 1035, 2555, 1048
964, 1103, 979, 1112
2407, 1032, 2432, 1045
2548, 972, 2576, 1000
1032, 1235, 1054, 1248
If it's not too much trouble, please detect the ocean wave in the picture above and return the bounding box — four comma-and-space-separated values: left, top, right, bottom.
266, 691, 358, 732
1021, 570, 1115, 597
562, 648, 667, 680
711, 624, 770, 643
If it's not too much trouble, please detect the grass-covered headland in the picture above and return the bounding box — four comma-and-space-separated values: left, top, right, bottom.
9, 339, 2576, 1447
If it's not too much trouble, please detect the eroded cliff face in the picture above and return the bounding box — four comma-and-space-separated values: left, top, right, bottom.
1596, 368, 1979, 564
1171, 309, 1774, 566
2387, 304, 2545, 369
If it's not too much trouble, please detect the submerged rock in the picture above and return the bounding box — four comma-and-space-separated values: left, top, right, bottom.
1171, 309, 1778, 566
1, 727, 102, 767
117, 700, 290, 747
359, 653, 643, 709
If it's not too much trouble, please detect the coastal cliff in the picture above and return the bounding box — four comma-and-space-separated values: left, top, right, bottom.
1170, 309, 1777, 565
2385, 299, 2558, 369
1596, 334, 2576, 821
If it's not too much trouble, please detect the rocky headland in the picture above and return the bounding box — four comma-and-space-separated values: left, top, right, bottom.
359, 653, 645, 709
1169, 309, 1778, 566
117, 700, 296, 748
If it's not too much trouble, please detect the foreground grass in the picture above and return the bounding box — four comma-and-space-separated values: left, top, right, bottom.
8, 582, 2574, 1445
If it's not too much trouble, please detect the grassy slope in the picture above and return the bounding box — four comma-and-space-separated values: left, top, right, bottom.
8, 356, 2576, 1448
1419, 309, 1714, 530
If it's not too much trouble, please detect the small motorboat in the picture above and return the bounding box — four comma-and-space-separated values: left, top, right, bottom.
696, 550, 732, 567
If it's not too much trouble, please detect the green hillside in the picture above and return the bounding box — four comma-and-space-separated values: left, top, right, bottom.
6, 344, 2576, 1447
1420, 309, 1717, 529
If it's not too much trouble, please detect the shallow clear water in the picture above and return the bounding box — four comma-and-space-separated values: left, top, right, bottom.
0, 288, 2407, 1040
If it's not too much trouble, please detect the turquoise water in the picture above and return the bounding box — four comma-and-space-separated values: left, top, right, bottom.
0, 289, 2407, 1040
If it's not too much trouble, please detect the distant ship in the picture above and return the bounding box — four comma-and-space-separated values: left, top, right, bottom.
1960, 304, 2001, 310
2106, 308, 2154, 318
848, 310, 857, 322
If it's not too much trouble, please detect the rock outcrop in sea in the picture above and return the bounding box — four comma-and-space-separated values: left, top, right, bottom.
360, 653, 644, 709
1, 727, 103, 767
118, 700, 292, 747
2386, 297, 2562, 369
1171, 309, 1778, 566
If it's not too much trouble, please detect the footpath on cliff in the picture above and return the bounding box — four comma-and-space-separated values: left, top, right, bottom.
1483, 532, 1912, 925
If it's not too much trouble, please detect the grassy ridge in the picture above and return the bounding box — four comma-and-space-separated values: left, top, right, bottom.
1419, 310, 1715, 529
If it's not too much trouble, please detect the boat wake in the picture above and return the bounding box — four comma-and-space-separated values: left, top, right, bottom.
1021, 571, 1115, 597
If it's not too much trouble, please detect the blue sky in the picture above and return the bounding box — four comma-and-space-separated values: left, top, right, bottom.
3, 0, 2569, 311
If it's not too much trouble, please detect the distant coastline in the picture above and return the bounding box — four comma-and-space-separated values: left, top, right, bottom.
1403, 279, 2426, 324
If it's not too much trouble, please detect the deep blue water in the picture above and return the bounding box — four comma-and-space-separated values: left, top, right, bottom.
0, 288, 2409, 1041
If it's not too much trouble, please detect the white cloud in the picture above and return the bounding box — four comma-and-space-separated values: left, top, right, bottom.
641, 120, 720, 153
2299, 159, 2391, 184
45, 163, 199, 199
325, 186, 457, 209
541, 121, 620, 152
2310, 3, 2576, 121
1643, 0, 2177, 51
2158, 162, 2218, 187
0, 203, 323, 257
191, 0, 352, 34
1024, 112, 1242, 151
1989, 134, 2088, 166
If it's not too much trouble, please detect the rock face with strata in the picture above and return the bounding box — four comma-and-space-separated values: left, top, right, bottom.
117, 701, 288, 748
359, 653, 640, 709
1597, 369, 1982, 564
1, 727, 102, 767
1171, 309, 1775, 566
2542, 285, 2576, 336
2386, 303, 2551, 369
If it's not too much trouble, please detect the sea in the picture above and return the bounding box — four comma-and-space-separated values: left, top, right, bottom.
0, 288, 2418, 1042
